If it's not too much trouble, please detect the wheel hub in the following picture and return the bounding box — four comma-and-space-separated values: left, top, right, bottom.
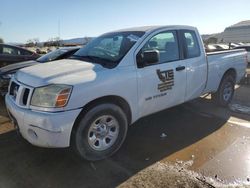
96, 124, 108, 137
87, 115, 119, 151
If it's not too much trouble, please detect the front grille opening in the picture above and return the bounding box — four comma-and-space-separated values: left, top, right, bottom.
22, 88, 30, 105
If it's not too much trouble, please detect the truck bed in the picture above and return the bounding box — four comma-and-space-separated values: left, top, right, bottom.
206, 49, 244, 56
203, 49, 247, 94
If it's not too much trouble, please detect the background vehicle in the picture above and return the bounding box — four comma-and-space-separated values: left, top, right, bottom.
234, 45, 250, 63
0, 43, 39, 68
213, 44, 229, 50
5, 26, 247, 161
35, 48, 47, 55
229, 43, 239, 48
0, 47, 80, 95
205, 44, 217, 52
206, 44, 229, 52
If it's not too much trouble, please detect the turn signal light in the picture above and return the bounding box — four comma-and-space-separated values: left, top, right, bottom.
55, 88, 71, 107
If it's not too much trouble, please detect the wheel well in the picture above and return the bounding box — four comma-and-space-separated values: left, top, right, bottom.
212, 68, 237, 94
223, 68, 236, 81
71, 95, 132, 136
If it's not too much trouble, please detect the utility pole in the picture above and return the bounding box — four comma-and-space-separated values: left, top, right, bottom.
0, 22, 3, 43
58, 20, 61, 47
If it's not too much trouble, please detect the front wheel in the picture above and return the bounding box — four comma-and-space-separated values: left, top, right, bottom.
211, 74, 235, 107
72, 103, 128, 161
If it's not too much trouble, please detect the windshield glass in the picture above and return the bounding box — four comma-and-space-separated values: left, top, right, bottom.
37, 48, 70, 63
72, 31, 145, 67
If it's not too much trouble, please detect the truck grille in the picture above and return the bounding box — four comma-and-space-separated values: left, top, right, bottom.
9, 80, 33, 107
22, 88, 30, 105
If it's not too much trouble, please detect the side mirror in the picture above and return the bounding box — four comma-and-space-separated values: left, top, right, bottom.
143, 50, 159, 65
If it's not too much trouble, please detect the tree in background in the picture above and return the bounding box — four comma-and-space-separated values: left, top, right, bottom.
26, 39, 35, 47
33, 38, 40, 46
204, 37, 218, 45
44, 37, 61, 47
25, 38, 40, 47
0, 38, 4, 43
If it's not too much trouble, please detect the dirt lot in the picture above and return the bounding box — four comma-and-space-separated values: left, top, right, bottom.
0, 77, 250, 187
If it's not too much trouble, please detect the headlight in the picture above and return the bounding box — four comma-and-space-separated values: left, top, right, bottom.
31, 84, 72, 108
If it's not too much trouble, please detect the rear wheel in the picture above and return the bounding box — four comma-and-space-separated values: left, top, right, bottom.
72, 103, 128, 161
211, 74, 235, 107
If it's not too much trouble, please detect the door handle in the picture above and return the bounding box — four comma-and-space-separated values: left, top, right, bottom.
176, 66, 185, 71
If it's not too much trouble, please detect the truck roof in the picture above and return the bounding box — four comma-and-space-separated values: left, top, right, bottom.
112, 25, 197, 33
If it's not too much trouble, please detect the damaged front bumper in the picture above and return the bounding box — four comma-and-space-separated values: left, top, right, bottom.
5, 94, 82, 148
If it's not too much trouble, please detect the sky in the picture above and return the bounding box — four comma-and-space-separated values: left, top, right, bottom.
0, 0, 250, 43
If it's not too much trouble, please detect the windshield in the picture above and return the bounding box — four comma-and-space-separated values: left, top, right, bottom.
72, 31, 145, 67
37, 48, 70, 63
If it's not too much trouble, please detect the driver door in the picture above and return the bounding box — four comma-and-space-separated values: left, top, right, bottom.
136, 30, 187, 117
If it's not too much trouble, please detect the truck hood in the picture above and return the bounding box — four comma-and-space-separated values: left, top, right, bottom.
0, 60, 39, 75
16, 59, 105, 87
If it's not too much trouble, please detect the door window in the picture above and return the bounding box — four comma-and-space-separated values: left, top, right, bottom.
182, 31, 200, 58
20, 49, 33, 55
3, 46, 19, 55
137, 31, 180, 67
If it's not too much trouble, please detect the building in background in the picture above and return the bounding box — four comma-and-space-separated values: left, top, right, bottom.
203, 20, 250, 44
219, 20, 250, 43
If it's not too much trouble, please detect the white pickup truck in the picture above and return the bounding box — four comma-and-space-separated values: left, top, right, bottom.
5, 26, 247, 161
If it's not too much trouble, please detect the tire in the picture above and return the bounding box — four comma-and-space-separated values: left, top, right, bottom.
211, 74, 235, 107
72, 103, 128, 161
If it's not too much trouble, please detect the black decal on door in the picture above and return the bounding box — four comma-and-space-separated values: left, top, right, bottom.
156, 69, 174, 92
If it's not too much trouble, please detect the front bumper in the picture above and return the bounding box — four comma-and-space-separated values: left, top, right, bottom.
5, 94, 82, 148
